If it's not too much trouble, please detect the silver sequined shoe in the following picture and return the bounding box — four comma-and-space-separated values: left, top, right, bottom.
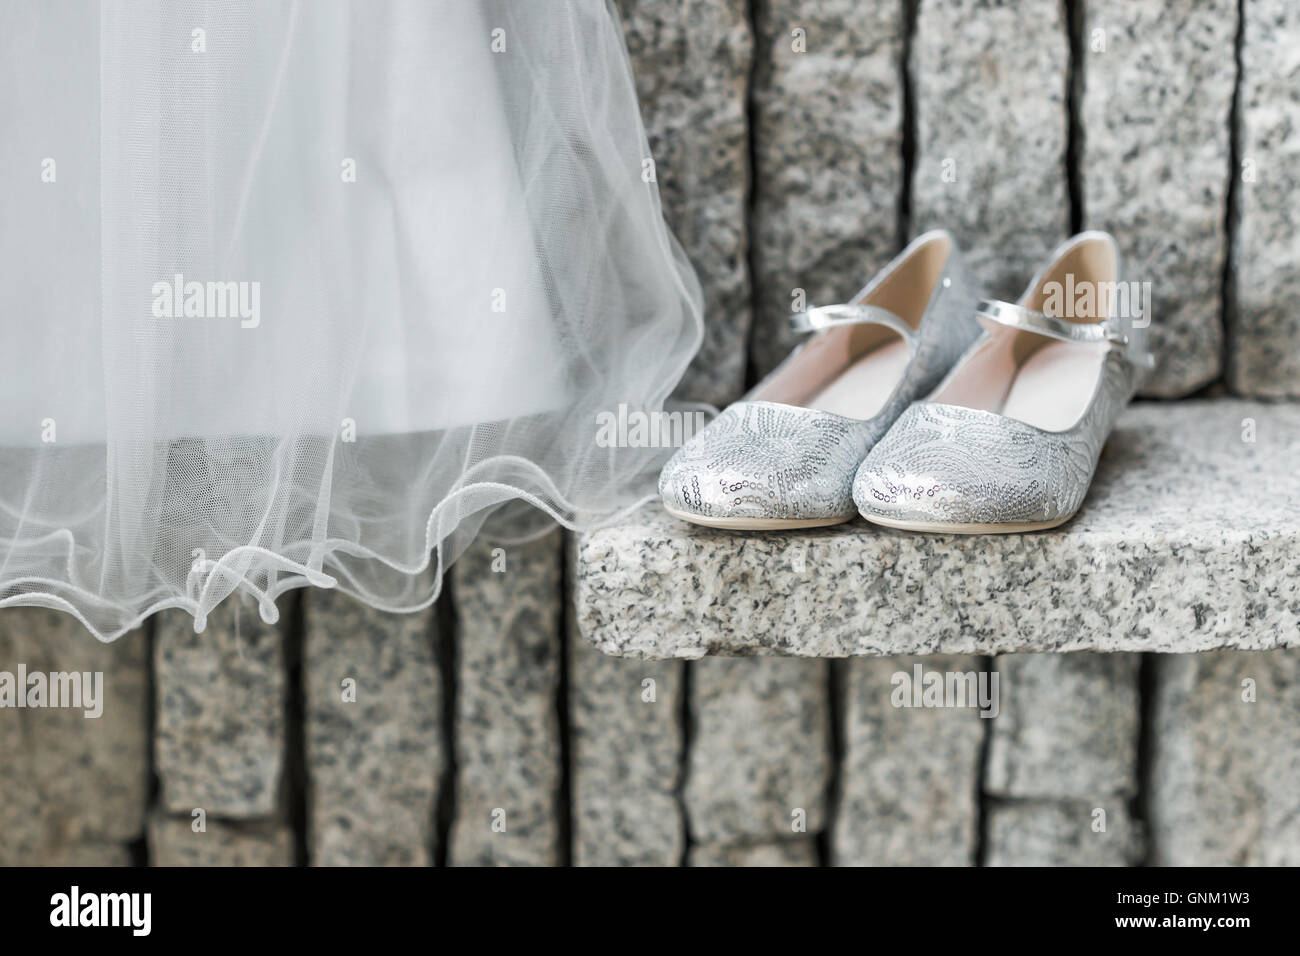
853, 231, 1153, 534
659, 231, 982, 529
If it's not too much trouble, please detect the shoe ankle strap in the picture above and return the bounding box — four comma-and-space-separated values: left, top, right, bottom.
975, 298, 1129, 345
789, 303, 915, 345
975, 298, 1154, 372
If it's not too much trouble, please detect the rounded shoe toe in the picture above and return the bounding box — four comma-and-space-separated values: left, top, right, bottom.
853, 404, 1090, 527
659, 402, 870, 522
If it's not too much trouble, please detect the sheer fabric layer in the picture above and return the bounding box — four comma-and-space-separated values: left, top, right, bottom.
0, 0, 703, 640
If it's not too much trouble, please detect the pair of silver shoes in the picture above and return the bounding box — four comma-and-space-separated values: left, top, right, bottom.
659, 231, 1152, 533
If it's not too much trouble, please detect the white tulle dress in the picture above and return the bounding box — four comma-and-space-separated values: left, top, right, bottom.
0, 0, 703, 640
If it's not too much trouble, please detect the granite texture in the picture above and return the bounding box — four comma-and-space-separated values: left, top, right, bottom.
911, 0, 1068, 298
616, 0, 753, 406
568, 604, 686, 867
303, 589, 441, 866
576, 400, 1300, 658
39, 843, 135, 867
986, 653, 1140, 799
149, 814, 293, 867
748, 0, 905, 378
0, 608, 148, 859
832, 656, 985, 865
1149, 649, 1300, 866
0, 613, 43, 865
154, 600, 285, 817
1082, 1, 1235, 396
911, 0, 1071, 298
985, 799, 1142, 867
448, 531, 563, 866
1228, 0, 1300, 397
689, 838, 819, 867
0, 684, 41, 865
685, 657, 832, 844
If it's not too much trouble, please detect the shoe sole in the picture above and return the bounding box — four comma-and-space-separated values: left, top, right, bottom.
861, 513, 1073, 534
663, 505, 856, 531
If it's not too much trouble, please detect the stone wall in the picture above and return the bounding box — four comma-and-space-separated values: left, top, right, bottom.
2, 0, 1298, 867
4, 590, 1297, 866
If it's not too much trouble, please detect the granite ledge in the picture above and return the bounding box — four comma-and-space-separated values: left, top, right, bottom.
575, 399, 1300, 659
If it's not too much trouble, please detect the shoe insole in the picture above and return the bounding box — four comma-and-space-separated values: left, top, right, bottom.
1000, 340, 1107, 432
807, 338, 912, 420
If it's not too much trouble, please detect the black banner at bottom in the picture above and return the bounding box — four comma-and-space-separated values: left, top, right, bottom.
0, 865, 1279, 941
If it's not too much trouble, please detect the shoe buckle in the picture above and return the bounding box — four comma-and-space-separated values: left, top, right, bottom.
1100, 322, 1129, 348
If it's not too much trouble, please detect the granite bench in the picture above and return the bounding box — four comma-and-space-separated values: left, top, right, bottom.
575, 398, 1300, 659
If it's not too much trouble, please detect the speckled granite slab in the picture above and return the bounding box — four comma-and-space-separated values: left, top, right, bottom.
1228, 0, 1300, 398
831, 655, 983, 865
689, 838, 819, 867
1082, 0, 1236, 397
575, 399, 1300, 658
568, 619, 685, 867
686, 657, 831, 845
986, 653, 1140, 799
747, 0, 905, 378
1149, 648, 1300, 866
154, 600, 285, 816
617, 0, 753, 406
985, 799, 1141, 867
449, 531, 563, 867
148, 813, 293, 867
910, 0, 1070, 299
303, 588, 441, 867
0, 608, 148, 861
